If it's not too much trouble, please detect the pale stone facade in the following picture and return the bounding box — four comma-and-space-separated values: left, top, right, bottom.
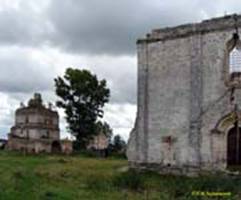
7, 93, 72, 154
127, 14, 241, 175
87, 133, 109, 150
61, 139, 73, 155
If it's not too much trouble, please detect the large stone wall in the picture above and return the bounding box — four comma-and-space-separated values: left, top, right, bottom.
127, 14, 241, 175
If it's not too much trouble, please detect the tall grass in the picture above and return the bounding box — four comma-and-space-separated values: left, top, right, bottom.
0, 150, 240, 199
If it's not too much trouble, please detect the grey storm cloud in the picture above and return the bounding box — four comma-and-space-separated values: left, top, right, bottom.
0, 48, 54, 93
47, 0, 205, 55
0, 1, 51, 47
0, 47, 137, 104
1, 0, 240, 55
0, 0, 240, 99
104, 65, 136, 104
84, 55, 137, 104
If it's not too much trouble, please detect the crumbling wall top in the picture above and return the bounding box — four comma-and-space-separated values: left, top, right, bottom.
15, 93, 58, 117
137, 14, 241, 44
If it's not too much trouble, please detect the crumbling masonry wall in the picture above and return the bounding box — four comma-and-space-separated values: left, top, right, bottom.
127, 15, 241, 175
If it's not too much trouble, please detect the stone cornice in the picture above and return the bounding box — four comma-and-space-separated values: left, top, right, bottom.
137, 14, 241, 44
11, 123, 59, 131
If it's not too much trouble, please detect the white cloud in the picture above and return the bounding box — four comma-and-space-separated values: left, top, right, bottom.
103, 103, 136, 141
0, 92, 19, 138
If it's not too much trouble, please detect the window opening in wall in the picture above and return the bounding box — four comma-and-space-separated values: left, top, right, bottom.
26, 129, 29, 139
225, 16, 241, 87
229, 34, 241, 74
229, 28, 241, 82
230, 47, 241, 73
25, 116, 29, 123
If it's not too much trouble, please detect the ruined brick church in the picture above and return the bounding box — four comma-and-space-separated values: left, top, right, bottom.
7, 93, 72, 154
127, 14, 241, 175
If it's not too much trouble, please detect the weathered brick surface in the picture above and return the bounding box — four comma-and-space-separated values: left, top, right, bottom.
127, 14, 241, 175
7, 93, 72, 154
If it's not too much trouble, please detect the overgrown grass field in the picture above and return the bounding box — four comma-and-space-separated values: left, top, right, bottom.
0, 151, 241, 200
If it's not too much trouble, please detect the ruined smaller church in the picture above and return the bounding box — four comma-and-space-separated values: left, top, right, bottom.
7, 93, 72, 154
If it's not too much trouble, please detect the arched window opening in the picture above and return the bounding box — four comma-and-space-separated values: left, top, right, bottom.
230, 47, 241, 73
229, 33, 241, 80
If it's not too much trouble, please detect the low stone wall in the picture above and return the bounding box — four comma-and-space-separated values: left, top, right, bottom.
7, 137, 73, 154
7, 138, 52, 153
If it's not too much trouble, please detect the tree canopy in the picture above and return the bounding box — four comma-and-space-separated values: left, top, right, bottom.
96, 121, 113, 142
54, 68, 110, 148
111, 135, 126, 153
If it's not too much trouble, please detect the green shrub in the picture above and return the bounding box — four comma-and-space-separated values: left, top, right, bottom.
112, 170, 144, 191
85, 175, 111, 191
108, 152, 127, 159
57, 158, 69, 164
72, 149, 98, 158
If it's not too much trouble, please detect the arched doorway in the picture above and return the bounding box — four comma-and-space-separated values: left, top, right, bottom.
51, 141, 61, 153
211, 111, 241, 169
227, 123, 241, 166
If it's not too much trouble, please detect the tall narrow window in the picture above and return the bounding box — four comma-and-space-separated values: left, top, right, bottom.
227, 33, 241, 84
25, 116, 29, 124
230, 47, 241, 73
224, 16, 241, 87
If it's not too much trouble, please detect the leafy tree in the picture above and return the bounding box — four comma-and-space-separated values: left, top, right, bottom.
96, 121, 113, 142
54, 68, 110, 148
112, 135, 126, 153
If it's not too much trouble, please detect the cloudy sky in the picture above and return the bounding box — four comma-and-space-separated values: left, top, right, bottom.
0, 0, 240, 140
